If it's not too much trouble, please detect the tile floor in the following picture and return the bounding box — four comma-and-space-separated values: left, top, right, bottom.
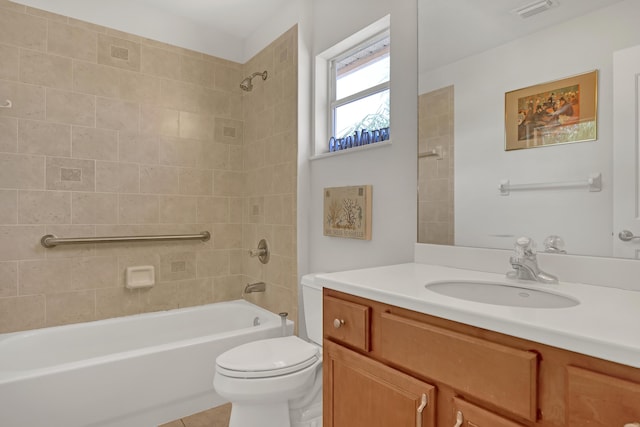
159, 403, 231, 427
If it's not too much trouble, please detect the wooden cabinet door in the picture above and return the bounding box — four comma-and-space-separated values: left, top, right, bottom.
567, 366, 640, 427
324, 340, 436, 427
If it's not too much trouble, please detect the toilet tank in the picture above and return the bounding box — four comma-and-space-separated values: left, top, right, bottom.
301, 274, 323, 345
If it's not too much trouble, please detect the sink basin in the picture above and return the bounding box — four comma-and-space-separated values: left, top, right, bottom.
425, 280, 579, 308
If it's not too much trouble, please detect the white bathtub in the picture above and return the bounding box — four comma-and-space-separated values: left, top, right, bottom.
0, 300, 293, 427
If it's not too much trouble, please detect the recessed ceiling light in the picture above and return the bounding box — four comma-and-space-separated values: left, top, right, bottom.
514, 0, 555, 19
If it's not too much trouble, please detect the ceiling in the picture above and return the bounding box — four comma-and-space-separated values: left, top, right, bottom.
419, 0, 624, 73
11, 0, 624, 70
128, 0, 625, 73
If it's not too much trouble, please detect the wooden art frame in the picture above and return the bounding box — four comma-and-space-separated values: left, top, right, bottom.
505, 70, 598, 150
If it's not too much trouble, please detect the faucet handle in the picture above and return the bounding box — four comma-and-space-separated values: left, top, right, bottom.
514, 236, 535, 257
249, 239, 270, 264
543, 235, 566, 254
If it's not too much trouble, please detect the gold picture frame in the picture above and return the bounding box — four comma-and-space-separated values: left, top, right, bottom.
323, 185, 372, 240
505, 70, 598, 151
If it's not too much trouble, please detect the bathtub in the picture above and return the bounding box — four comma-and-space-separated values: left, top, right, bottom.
0, 300, 293, 427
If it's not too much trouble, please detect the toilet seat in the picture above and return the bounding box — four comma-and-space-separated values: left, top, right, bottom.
216, 336, 320, 379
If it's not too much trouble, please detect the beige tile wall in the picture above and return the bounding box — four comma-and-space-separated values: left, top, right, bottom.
0, 1, 298, 334
241, 27, 299, 326
418, 86, 454, 245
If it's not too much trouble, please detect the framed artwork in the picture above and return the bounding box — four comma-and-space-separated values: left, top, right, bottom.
505, 70, 598, 150
323, 185, 372, 240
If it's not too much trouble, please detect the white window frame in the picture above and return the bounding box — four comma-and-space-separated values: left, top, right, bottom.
313, 15, 391, 158
328, 30, 390, 142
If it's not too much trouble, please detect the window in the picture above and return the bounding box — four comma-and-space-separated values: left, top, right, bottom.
313, 15, 391, 157
329, 31, 390, 151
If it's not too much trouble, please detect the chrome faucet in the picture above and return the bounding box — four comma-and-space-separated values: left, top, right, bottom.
507, 237, 558, 284
244, 281, 266, 294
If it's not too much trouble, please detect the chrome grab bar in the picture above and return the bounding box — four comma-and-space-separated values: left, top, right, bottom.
499, 173, 602, 196
41, 231, 211, 248
619, 230, 640, 242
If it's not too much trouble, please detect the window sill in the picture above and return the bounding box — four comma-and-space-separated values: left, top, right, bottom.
309, 140, 393, 161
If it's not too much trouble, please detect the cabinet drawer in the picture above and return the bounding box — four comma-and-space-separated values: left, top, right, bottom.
379, 311, 538, 421
567, 366, 640, 427
452, 397, 526, 427
323, 296, 371, 352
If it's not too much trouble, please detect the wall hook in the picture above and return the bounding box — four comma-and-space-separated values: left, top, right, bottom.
0, 99, 12, 109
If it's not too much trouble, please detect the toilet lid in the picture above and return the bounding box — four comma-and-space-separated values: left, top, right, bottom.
216, 336, 320, 379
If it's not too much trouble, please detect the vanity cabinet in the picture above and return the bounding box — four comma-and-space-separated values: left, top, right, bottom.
452, 397, 526, 427
324, 340, 436, 427
323, 289, 640, 427
566, 366, 640, 426
324, 294, 437, 426
323, 295, 371, 352
379, 311, 537, 421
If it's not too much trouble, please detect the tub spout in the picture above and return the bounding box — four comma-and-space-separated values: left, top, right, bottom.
244, 282, 266, 294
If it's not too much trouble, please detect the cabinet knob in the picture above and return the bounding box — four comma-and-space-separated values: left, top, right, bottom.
453, 411, 464, 427
333, 318, 345, 329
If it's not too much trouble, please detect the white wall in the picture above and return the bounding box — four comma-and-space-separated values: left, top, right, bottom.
244, 2, 307, 63
295, 0, 313, 336
419, 0, 640, 257
305, 0, 418, 273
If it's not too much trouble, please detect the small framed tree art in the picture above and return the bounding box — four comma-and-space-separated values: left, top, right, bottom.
323, 185, 372, 240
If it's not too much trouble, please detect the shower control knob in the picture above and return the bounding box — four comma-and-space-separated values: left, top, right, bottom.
333, 318, 345, 329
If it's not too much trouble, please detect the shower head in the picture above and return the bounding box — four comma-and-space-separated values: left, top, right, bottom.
239, 78, 252, 92
240, 70, 268, 92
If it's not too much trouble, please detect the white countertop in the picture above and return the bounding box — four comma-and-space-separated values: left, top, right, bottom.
315, 263, 640, 369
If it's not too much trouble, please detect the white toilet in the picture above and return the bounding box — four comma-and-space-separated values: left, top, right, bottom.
213, 275, 323, 427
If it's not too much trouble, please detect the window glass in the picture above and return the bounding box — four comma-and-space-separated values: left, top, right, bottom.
330, 32, 390, 146
335, 89, 390, 139
336, 54, 390, 100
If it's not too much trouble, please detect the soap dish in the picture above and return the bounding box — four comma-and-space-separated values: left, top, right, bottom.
126, 265, 155, 289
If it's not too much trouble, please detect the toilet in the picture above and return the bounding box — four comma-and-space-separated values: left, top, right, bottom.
213, 274, 323, 427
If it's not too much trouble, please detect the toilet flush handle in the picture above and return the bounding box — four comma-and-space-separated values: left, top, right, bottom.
333, 318, 345, 329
